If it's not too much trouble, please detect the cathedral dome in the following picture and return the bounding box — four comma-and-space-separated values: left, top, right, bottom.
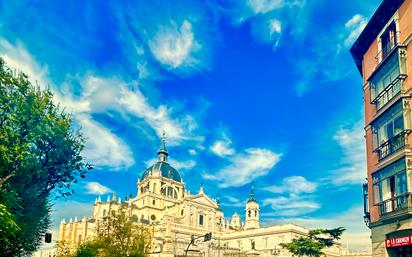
141, 161, 181, 182
141, 133, 182, 182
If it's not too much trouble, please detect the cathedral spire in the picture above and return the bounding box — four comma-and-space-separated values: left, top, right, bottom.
157, 132, 169, 162
247, 184, 257, 203
217, 193, 222, 211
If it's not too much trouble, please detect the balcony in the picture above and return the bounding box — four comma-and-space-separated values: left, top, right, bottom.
379, 193, 412, 216
369, 43, 407, 110
375, 131, 407, 160
371, 77, 403, 110
375, 31, 401, 65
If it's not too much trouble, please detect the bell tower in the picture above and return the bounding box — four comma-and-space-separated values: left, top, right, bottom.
244, 185, 259, 230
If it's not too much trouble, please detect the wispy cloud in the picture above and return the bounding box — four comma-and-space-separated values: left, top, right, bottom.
263, 196, 320, 217
344, 14, 368, 47
204, 148, 281, 187
85, 182, 113, 195
77, 114, 135, 170
264, 176, 317, 196
223, 0, 306, 49
210, 133, 235, 157
262, 176, 319, 217
326, 121, 366, 185
148, 20, 201, 70
292, 13, 367, 96
118, 86, 203, 146
221, 195, 245, 207
0, 39, 49, 89
114, 0, 216, 77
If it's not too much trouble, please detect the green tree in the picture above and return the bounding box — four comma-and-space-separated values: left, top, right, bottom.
280, 227, 345, 257
58, 206, 152, 257
0, 57, 91, 256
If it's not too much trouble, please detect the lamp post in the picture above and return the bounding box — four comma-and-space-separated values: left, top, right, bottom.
185, 233, 213, 257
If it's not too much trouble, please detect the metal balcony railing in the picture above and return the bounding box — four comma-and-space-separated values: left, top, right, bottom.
379, 192, 412, 215
376, 131, 407, 160
375, 31, 401, 65
372, 77, 403, 110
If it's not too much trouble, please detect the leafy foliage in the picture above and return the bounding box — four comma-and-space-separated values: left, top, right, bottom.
280, 227, 345, 257
0, 58, 91, 256
57, 206, 152, 257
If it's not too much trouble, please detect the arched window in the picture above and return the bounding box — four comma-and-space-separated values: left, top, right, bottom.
167, 187, 174, 197
255, 210, 257, 217
248, 210, 251, 217
152, 199, 156, 206
199, 214, 204, 225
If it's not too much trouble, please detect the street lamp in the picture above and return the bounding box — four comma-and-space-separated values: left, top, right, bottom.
363, 213, 370, 227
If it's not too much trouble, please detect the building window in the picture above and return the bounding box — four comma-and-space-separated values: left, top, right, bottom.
152, 199, 156, 206
167, 187, 173, 198
181, 209, 184, 216
199, 214, 204, 225
372, 101, 406, 159
380, 21, 397, 61
363, 183, 369, 215
151, 214, 156, 221
248, 210, 251, 218
255, 210, 257, 217
372, 158, 408, 215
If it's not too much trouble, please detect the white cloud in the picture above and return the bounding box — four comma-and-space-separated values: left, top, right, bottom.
148, 20, 201, 69
118, 86, 202, 146
169, 159, 196, 170
0, 39, 49, 88
292, 13, 365, 96
84, 182, 113, 195
210, 133, 235, 157
263, 196, 320, 216
344, 14, 367, 47
262, 176, 319, 217
328, 121, 366, 185
204, 148, 281, 187
264, 176, 317, 196
221, 195, 245, 207
77, 114, 135, 170
246, 0, 285, 15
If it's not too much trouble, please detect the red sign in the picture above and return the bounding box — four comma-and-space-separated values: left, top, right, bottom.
386, 236, 412, 248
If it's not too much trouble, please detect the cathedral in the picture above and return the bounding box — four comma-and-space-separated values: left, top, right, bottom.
59, 139, 343, 257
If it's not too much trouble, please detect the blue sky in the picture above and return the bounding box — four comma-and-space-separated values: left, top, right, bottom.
0, 0, 381, 250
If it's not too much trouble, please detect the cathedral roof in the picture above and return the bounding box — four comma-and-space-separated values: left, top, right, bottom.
141, 161, 181, 182
141, 133, 182, 182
